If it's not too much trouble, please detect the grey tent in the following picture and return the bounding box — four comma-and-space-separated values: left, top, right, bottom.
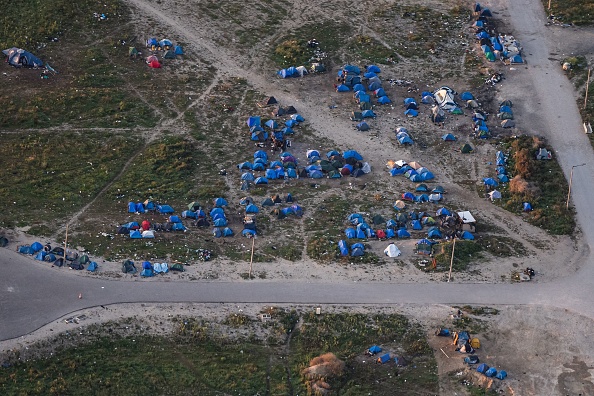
501, 119, 515, 128
163, 50, 176, 59
258, 96, 278, 107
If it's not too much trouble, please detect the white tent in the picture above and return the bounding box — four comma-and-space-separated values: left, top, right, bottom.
434, 86, 457, 110
384, 243, 401, 258
296, 66, 308, 77
489, 190, 502, 201
142, 230, 155, 238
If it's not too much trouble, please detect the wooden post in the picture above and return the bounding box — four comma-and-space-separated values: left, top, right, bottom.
548, 0, 551, 10
447, 238, 456, 282
584, 68, 591, 110
63, 224, 69, 262
248, 236, 255, 279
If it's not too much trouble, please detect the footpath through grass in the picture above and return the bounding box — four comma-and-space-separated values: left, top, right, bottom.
0, 310, 438, 396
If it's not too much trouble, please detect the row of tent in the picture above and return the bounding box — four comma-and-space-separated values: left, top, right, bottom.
337, 65, 393, 123
338, 240, 365, 257
127, 200, 175, 214
473, 4, 523, 64
387, 157, 435, 181
17, 244, 98, 271
122, 259, 184, 274
277, 64, 327, 78
305, 149, 370, 178
246, 114, 303, 142
145, 38, 182, 53
476, 363, 508, 380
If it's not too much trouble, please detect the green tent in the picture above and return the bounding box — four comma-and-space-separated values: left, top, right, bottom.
485, 51, 496, 62
164, 50, 176, 59
360, 101, 373, 111
128, 47, 139, 57
461, 143, 473, 154
451, 107, 464, 115
188, 201, 200, 211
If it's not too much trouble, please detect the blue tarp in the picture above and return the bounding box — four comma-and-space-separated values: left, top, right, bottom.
338, 240, 349, 256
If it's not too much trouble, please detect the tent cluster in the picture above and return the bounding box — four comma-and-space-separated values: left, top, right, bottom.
17, 242, 97, 271
476, 363, 507, 380
238, 150, 299, 190
245, 108, 301, 147
122, 259, 184, 274
387, 159, 435, 183
304, 149, 370, 179
366, 347, 406, 366
494, 150, 510, 184
142, 38, 184, 68
497, 99, 514, 128
473, 3, 523, 64
394, 127, 414, 145
2, 47, 44, 68
138, 261, 172, 277
337, 240, 366, 257
336, 65, 392, 129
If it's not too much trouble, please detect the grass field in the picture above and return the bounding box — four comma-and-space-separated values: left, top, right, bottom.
0, 310, 438, 395
542, 0, 594, 25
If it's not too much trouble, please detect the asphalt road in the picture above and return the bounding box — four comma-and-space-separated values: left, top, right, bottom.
2, 0, 594, 341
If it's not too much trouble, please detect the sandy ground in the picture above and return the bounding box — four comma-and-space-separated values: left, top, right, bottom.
2, 302, 593, 395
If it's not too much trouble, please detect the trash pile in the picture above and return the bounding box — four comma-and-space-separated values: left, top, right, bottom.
473, 3, 524, 65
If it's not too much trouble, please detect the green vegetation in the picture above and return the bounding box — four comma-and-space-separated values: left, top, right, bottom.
543, 0, 594, 25
433, 240, 484, 272
0, 311, 438, 395
0, 131, 140, 228
497, 136, 575, 235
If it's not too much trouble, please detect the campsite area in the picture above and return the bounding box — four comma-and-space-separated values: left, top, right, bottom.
2, 0, 594, 394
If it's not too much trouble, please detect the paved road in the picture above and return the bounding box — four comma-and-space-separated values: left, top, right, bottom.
2, 0, 594, 341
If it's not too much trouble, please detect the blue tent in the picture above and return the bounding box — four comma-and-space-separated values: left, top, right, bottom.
461, 231, 475, 240
158, 205, 174, 214
128, 202, 136, 213
159, 39, 173, 48
351, 244, 365, 257
496, 166, 507, 175
250, 125, 264, 133
362, 110, 376, 118
182, 210, 198, 219
255, 177, 268, 184
222, 227, 234, 237
239, 162, 253, 171
436, 207, 451, 216
2, 48, 44, 68
397, 229, 411, 238
241, 172, 255, 181
18, 245, 35, 255
405, 109, 418, 117
44, 253, 57, 262
326, 150, 340, 158
242, 229, 256, 237
35, 251, 46, 261
281, 127, 294, 135
358, 94, 371, 103
477, 363, 489, 374
287, 168, 297, 178
378, 96, 391, 104
146, 38, 158, 47
497, 174, 509, 183
367, 65, 381, 73
483, 178, 498, 186
495, 370, 507, 380
214, 197, 228, 207
420, 172, 435, 181
427, 227, 442, 239
374, 88, 386, 97
356, 122, 370, 131
386, 219, 397, 229
174, 45, 184, 55
212, 228, 222, 238
377, 353, 390, 364
168, 215, 181, 223
415, 194, 430, 203
210, 207, 224, 217
404, 97, 417, 105
485, 367, 497, 377
121, 221, 139, 230
247, 116, 261, 127
460, 92, 474, 100
265, 119, 278, 129
480, 8, 493, 17
398, 135, 414, 145
412, 220, 422, 230
343, 64, 360, 74
338, 240, 349, 256
291, 114, 305, 122
265, 169, 278, 179
384, 228, 394, 238
500, 105, 513, 114
86, 261, 97, 272
348, 213, 364, 225
345, 228, 356, 238
355, 225, 367, 239
135, 202, 145, 213
369, 345, 382, 354
523, 202, 532, 211
410, 174, 422, 182
368, 82, 381, 91
363, 72, 376, 79
353, 83, 365, 92
343, 150, 363, 160
31, 242, 43, 252
510, 54, 524, 64
172, 223, 186, 231
246, 204, 259, 214
130, 230, 142, 238
442, 133, 456, 141
336, 84, 350, 92
214, 218, 228, 227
